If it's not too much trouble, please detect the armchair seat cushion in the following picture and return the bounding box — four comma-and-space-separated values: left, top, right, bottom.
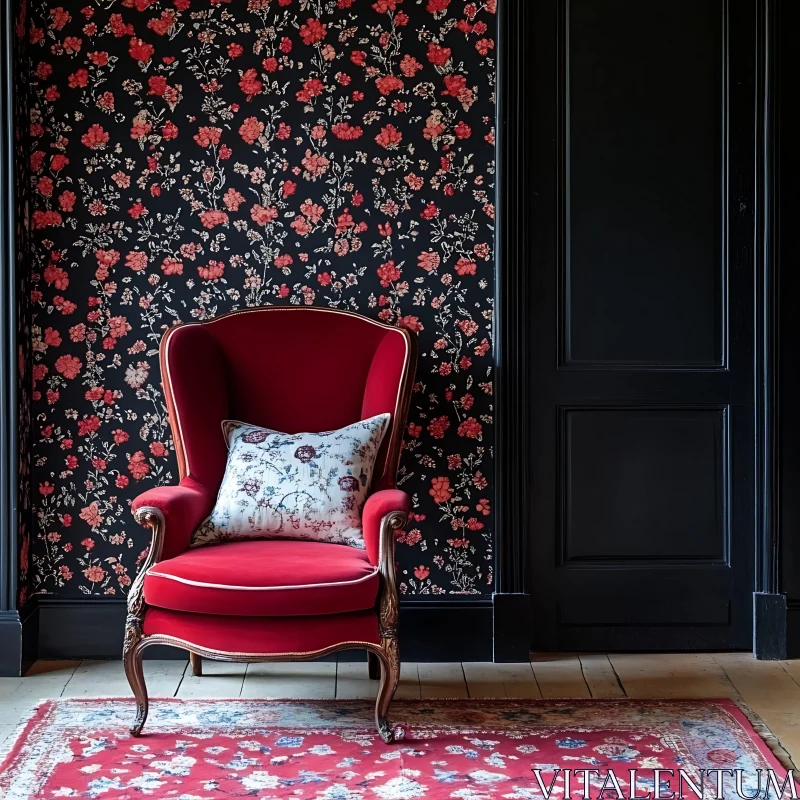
143, 540, 379, 617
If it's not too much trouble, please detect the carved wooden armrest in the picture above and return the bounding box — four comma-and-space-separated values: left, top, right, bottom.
378, 509, 407, 638
126, 507, 165, 622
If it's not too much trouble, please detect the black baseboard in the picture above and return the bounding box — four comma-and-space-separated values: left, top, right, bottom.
786, 600, 800, 659
21, 601, 39, 672
37, 597, 131, 660
0, 610, 22, 675
0, 603, 38, 676
754, 592, 788, 659
402, 599, 494, 661
22, 596, 495, 664
493, 593, 531, 661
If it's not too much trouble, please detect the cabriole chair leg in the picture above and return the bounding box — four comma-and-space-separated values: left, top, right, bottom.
123, 629, 149, 736
190, 651, 203, 676
374, 638, 401, 743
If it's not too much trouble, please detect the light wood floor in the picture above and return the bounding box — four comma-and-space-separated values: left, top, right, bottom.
2, 653, 800, 765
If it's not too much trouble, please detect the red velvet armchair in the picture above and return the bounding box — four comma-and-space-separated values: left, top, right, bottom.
123, 307, 417, 742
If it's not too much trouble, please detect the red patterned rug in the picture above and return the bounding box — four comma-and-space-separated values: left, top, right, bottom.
0, 698, 793, 799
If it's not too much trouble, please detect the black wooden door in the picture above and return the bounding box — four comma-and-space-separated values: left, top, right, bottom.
527, 0, 757, 650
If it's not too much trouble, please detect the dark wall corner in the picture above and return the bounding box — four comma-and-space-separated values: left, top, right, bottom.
493, 593, 531, 662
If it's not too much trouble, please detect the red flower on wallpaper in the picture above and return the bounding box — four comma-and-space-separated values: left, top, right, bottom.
147, 75, 167, 96
372, 0, 402, 13
49, 154, 69, 171
417, 251, 440, 272
198, 210, 229, 229
375, 124, 402, 149
331, 122, 363, 140
427, 42, 451, 66
455, 257, 477, 275
376, 260, 401, 287
43, 265, 69, 289
58, 191, 76, 211
457, 417, 483, 439
239, 69, 263, 100
127, 451, 150, 480
161, 258, 183, 275
125, 251, 148, 272
400, 54, 423, 77
299, 18, 327, 45
193, 126, 222, 148
443, 73, 467, 97
54, 355, 81, 380
375, 75, 404, 95
223, 189, 245, 212
239, 116, 264, 144
296, 77, 324, 103
128, 37, 154, 63
429, 477, 453, 504
428, 416, 450, 439
197, 261, 226, 281
250, 205, 278, 225
301, 150, 329, 177
414, 565, 430, 580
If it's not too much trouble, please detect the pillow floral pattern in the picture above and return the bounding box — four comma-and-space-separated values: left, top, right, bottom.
191, 414, 390, 549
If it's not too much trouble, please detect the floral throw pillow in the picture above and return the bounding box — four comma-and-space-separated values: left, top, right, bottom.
190, 414, 391, 549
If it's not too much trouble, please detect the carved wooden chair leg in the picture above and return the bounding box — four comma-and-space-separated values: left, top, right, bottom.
123, 632, 149, 737
367, 651, 381, 680
189, 651, 203, 677
373, 638, 400, 743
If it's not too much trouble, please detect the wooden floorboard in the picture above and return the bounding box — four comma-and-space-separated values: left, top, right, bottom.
241, 661, 336, 699
462, 662, 541, 698
336, 661, 379, 699
62, 659, 187, 698
395, 663, 421, 700
530, 652, 592, 698
608, 653, 739, 699
713, 653, 800, 766
177, 658, 247, 699
579, 653, 627, 698
3, 654, 800, 768
418, 663, 469, 698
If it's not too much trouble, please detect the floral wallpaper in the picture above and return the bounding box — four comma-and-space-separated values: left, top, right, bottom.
26, 0, 496, 599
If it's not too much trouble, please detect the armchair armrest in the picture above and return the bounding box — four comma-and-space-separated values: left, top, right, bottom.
131, 477, 216, 562
126, 477, 216, 633
362, 489, 411, 568
362, 489, 410, 642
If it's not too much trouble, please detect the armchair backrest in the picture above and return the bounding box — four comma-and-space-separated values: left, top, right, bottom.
159, 307, 417, 494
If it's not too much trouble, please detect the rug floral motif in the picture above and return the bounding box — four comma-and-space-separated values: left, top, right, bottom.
0, 699, 790, 799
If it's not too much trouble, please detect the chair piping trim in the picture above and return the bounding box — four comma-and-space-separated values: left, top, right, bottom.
145, 566, 379, 591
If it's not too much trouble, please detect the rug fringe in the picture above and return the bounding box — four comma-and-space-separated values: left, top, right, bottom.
733, 698, 797, 773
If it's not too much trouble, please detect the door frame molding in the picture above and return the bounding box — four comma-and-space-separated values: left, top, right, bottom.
753, 0, 785, 658
494, 0, 784, 658
493, 0, 534, 660
0, 0, 22, 676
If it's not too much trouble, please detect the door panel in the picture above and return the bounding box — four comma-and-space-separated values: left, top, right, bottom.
565, 0, 723, 367
528, 0, 756, 650
562, 408, 726, 562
